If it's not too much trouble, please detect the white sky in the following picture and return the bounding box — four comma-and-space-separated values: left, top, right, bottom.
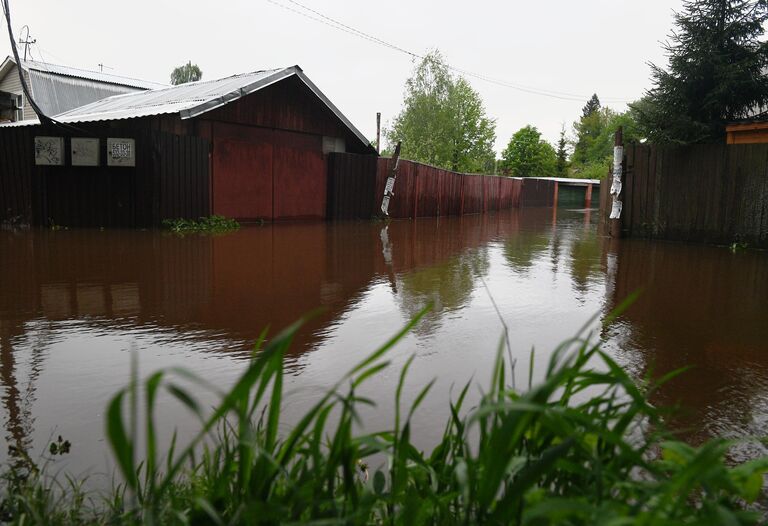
1, 0, 683, 153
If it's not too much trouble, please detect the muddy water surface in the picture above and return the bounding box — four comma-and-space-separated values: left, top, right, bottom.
1, 207, 767, 481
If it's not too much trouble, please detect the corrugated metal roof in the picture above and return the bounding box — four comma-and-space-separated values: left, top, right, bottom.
27, 69, 147, 116
0, 56, 166, 119
22, 60, 166, 90
7, 66, 371, 149
54, 68, 287, 123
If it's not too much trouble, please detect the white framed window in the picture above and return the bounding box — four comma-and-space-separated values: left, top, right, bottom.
15, 94, 23, 122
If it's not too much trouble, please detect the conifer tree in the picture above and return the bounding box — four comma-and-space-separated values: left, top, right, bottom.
581, 94, 601, 119
556, 126, 569, 177
632, 0, 768, 144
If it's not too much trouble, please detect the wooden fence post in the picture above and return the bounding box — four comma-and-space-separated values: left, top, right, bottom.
608, 126, 624, 237
379, 142, 401, 217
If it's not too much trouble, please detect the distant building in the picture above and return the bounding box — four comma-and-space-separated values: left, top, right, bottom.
0, 56, 164, 123
725, 118, 768, 144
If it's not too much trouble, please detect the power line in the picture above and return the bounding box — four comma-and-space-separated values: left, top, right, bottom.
267, 0, 631, 103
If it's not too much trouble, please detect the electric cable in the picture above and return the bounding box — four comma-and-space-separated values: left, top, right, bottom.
268, 0, 631, 103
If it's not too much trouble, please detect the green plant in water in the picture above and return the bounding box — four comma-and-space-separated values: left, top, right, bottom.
730, 241, 749, 252
2, 307, 767, 524
162, 215, 240, 234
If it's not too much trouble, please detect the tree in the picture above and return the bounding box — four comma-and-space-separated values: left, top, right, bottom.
170, 61, 203, 85
500, 125, 557, 177
556, 125, 569, 177
581, 94, 601, 119
386, 51, 496, 173
632, 0, 768, 144
570, 107, 643, 179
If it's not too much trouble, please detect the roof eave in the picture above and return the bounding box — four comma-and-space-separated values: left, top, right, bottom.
294, 69, 375, 153
179, 67, 299, 120
180, 66, 375, 154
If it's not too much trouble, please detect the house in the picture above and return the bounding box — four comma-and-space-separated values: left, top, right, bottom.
0, 65, 375, 227
0, 56, 164, 123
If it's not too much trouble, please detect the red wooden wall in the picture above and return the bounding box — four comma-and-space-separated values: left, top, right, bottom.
330, 155, 526, 220
209, 121, 327, 221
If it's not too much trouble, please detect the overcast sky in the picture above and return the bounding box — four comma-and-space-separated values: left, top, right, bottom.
1, 0, 683, 152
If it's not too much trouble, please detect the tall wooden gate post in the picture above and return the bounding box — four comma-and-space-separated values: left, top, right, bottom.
608, 126, 624, 237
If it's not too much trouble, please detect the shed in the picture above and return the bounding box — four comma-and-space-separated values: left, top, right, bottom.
0, 65, 375, 227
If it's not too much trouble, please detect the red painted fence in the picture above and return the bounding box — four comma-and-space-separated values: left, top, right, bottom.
328, 154, 553, 220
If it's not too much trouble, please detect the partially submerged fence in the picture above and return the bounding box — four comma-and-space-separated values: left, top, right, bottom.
327, 153, 557, 220
0, 126, 210, 228
601, 142, 768, 248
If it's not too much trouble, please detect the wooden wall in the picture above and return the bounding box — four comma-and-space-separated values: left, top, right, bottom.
327, 154, 528, 220
0, 125, 210, 227
0, 126, 33, 223
203, 75, 372, 155
612, 142, 768, 248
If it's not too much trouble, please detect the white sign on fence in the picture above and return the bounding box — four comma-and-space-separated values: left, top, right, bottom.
71, 138, 100, 166
107, 138, 136, 167
34, 136, 64, 166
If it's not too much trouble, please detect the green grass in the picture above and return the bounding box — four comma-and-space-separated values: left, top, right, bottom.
162, 215, 240, 234
2, 309, 767, 525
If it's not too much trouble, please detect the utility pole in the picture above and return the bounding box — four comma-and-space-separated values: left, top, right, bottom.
376, 112, 381, 154
17, 25, 35, 61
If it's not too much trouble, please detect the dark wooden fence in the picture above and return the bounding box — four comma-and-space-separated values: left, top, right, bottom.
326, 152, 377, 220
0, 126, 34, 223
0, 126, 210, 227
614, 143, 768, 248
155, 132, 210, 223
326, 154, 548, 220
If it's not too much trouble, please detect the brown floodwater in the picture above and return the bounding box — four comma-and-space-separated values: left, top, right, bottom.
1, 207, 767, 483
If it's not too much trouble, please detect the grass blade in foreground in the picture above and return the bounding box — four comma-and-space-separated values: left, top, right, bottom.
1, 309, 767, 525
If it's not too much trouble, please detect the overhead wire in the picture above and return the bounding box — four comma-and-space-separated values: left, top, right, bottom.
0, 0, 56, 125
268, 0, 631, 103
1, 0, 89, 132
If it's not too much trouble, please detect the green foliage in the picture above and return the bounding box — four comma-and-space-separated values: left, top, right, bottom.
170, 61, 203, 85
2, 309, 767, 525
581, 93, 601, 119
556, 125, 569, 177
571, 106, 642, 179
386, 51, 497, 173
500, 125, 557, 177
632, 0, 768, 144
162, 215, 240, 234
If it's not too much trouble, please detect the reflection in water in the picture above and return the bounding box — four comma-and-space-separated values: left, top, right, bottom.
603, 238, 768, 460
1, 207, 767, 476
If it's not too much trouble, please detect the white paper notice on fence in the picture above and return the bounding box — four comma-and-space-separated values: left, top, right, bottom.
384, 177, 395, 195
380, 195, 391, 215
609, 199, 623, 219
610, 177, 622, 196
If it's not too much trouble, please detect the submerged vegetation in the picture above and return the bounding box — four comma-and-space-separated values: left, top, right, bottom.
2, 310, 767, 525
162, 215, 240, 234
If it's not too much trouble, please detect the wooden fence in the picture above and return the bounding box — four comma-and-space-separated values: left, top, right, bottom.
327, 154, 557, 220
611, 143, 768, 248
0, 126, 210, 227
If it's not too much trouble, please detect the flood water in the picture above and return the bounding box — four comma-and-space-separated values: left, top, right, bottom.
1, 207, 767, 482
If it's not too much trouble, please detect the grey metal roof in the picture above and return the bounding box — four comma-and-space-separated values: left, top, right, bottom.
22, 60, 166, 90
0, 57, 166, 117
54, 68, 288, 122
7, 66, 372, 149
27, 69, 149, 116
